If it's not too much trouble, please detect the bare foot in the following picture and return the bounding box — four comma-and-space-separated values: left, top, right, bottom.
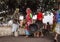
37, 35, 39, 37
40, 34, 44, 38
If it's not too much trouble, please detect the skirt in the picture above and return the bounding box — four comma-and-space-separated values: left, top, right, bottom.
55, 23, 60, 34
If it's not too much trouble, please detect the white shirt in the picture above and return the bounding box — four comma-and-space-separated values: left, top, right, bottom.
43, 12, 54, 25
48, 13, 54, 24
43, 13, 48, 24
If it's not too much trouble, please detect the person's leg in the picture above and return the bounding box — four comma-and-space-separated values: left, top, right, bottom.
54, 33, 58, 42
37, 32, 40, 37
12, 28, 15, 36
54, 33, 58, 40
34, 32, 37, 37
14, 31, 19, 37
40, 30, 44, 37
12, 32, 14, 36
14, 26, 19, 37
25, 30, 30, 38
44, 29, 47, 35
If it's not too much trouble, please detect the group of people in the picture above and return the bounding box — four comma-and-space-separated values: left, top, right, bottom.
24, 8, 54, 38
8, 7, 60, 42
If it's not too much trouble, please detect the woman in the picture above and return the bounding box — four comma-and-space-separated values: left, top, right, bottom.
36, 11, 43, 37
25, 8, 32, 37
12, 19, 19, 37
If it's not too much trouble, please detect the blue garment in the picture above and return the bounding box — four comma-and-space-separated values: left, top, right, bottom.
25, 30, 30, 35
56, 10, 60, 23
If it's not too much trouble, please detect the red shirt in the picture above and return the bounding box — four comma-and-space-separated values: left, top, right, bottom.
37, 12, 43, 20
26, 14, 32, 22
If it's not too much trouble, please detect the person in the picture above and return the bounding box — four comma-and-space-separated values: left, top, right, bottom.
36, 11, 43, 37
54, 9, 60, 42
12, 19, 19, 37
25, 8, 32, 37
43, 11, 54, 33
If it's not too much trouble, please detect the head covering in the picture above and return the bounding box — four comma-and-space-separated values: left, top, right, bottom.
15, 8, 19, 13
26, 8, 31, 14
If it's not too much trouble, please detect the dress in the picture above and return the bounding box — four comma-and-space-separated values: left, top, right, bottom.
55, 23, 60, 34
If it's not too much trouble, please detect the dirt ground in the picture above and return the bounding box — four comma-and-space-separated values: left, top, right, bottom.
0, 35, 54, 42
